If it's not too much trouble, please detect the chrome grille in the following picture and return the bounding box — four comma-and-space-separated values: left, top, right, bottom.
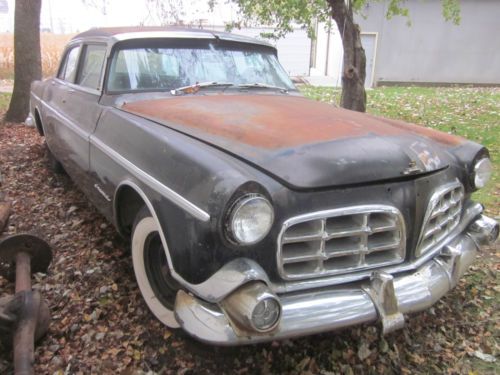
417, 180, 464, 256
277, 205, 406, 280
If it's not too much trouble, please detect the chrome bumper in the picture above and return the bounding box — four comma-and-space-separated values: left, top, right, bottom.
174, 214, 498, 345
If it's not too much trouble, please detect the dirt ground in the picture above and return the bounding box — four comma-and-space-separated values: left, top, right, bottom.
0, 123, 498, 374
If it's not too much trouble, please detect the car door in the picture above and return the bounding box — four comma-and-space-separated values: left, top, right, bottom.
62, 43, 107, 182
45, 43, 107, 190
43, 43, 82, 168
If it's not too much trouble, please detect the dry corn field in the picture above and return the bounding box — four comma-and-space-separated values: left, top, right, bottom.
0, 33, 73, 79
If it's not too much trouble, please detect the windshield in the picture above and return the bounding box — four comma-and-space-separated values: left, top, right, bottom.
107, 40, 296, 93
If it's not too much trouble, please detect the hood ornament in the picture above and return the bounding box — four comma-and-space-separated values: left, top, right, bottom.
402, 160, 424, 175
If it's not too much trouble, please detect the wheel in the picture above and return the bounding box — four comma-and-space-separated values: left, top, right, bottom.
45, 143, 64, 174
131, 207, 180, 328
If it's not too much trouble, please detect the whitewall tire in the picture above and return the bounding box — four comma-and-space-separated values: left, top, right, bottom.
131, 209, 180, 328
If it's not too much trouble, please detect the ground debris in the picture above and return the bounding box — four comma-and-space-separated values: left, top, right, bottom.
0, 123, 498, 374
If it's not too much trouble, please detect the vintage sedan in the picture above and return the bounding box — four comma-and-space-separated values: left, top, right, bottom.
29, 27, 498, 345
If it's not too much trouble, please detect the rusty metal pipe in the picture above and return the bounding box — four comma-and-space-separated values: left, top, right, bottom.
13, 292, 40, 375
0, 235, 53, 375
15, 252, 31, 293
13, 252, 37, 375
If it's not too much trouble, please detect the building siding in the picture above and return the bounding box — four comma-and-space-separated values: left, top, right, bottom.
355, 0, 500, 85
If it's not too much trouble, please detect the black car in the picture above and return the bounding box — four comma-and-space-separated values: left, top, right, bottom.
29, 27, 498, 345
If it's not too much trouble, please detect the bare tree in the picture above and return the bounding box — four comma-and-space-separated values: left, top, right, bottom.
143, 0, 186, 26
4, 0, 42, 123
329, 0, 366, 112
81, 0, 109, 15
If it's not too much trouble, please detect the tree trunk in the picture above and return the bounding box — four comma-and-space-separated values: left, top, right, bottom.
329, 0, 367, 112
4, 0, 42, 123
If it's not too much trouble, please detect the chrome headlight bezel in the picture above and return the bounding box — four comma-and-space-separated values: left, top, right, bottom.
226, 194, 274, 246
473, 157, 492, 189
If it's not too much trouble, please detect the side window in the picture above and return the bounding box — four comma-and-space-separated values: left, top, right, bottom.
76, 44, 107, 90
58, 46, 81, 82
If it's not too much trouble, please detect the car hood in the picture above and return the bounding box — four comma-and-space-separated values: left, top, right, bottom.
119, 94, 466, 189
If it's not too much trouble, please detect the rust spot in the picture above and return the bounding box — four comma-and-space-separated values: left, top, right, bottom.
374, 116, 464, 147
121, 95, 465, 149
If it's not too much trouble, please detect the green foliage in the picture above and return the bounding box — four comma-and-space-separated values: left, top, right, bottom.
225, 0, 331, 39
384, 0, 410, 20
228, 0, 461, 39
441, 0, 461, 24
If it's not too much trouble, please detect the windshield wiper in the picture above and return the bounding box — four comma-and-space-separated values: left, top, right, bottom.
237, 83, 289, 93
170, 81, 234, 96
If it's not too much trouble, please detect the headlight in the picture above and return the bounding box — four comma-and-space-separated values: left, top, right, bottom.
228, 194, 274, 245
473, 157, 492, 189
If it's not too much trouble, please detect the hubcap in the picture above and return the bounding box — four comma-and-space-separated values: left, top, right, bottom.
143, 231, 179, 309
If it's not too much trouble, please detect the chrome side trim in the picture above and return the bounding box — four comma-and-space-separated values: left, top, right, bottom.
40, 98, 89, 140
271, 202, 483, 294
94, 138, 210, 222
40, 90, 209, 222
113, 181, 268, 302
31, 92, 42, 103
94, 183, 112, 202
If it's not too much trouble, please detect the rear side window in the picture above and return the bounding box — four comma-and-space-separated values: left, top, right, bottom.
77, 44, 107, 90
59, 46, 81, 82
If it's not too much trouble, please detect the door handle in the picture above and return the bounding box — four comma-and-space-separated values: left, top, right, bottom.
68, 89, 75, 93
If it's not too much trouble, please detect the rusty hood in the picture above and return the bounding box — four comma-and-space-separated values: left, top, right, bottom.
120, 94, 465, 189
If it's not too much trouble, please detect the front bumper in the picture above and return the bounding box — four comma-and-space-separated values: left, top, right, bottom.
174, 214, 498, 345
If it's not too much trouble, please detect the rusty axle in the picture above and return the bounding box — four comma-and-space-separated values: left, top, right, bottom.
0, 234, 52, 375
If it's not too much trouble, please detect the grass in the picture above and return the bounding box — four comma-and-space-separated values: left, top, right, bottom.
0, 93, 10, 111
1, 86, 497, 213
301, 86, 499, 214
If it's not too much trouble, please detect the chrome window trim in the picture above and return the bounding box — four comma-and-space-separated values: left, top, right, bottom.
113, 31, 215, 41
52, 77, 101, 96
271, 202, 483, 294
90, 136, 210, 222
276, 204, 406, 281
110, 31, 274, 49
